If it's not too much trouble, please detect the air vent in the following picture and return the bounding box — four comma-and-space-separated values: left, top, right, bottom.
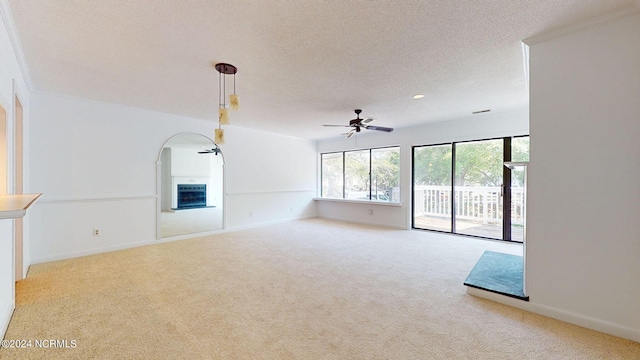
472, 109, 491, 114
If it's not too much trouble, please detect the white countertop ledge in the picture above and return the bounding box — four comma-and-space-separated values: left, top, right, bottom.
0, 193, 43, 219
313, 197, 402, 207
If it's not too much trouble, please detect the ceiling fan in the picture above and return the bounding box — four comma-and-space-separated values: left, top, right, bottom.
322, 109, 394, 139
197, 147, 221, 155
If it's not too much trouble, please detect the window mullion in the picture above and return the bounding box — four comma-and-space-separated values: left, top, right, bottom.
342, 152, 346, 199
451, 143, 456, 234
369, 149, 372, 200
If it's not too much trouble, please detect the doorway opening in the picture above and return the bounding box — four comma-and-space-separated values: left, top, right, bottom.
157, 133, 224, 238
412, 135, 530, 299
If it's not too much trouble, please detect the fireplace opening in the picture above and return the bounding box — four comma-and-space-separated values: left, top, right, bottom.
177, 184, 206, 209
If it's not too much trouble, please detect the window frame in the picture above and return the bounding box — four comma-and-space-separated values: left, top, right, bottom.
320, 145, 401, 204
320, 151, 345, 200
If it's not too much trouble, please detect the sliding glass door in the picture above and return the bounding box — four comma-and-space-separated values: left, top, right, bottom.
413, 144, 452, 232
412, 136, 529, 242
454, 139, 504, 239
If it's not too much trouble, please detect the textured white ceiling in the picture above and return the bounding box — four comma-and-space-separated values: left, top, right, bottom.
6, 0, 637, 140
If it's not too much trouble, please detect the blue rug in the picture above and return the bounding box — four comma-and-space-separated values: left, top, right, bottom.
464, 251, 528, 301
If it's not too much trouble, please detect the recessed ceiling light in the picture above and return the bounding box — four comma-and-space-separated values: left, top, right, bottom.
412, 94, 425, 99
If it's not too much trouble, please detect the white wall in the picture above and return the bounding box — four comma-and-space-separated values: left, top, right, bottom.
0, 0, 32, 338
221, 126, 317, 228
28, 92, 317, 264
316, 109, 529, 229
526, 10, 640, 341
170, 147, 211, 177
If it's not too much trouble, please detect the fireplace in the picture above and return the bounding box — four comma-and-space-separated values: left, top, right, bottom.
177, 184, 206, 209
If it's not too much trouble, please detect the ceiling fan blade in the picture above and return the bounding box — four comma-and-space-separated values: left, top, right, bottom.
365, 125, 394, 132
198, 147, 220, 154
323, 110, 391, 139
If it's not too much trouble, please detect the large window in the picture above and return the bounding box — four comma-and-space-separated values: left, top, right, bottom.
321, 146, 400, 202
321, 152, 343, 198
345, 150, 370, 199
413, 136, 529, 241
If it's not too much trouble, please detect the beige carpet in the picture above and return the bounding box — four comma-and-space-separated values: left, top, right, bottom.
161, 207, 223, 238
1, 218, 639, 359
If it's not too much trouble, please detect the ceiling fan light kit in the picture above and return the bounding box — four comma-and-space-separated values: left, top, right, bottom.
215, 63, 239, 144
323, 109, 394, 139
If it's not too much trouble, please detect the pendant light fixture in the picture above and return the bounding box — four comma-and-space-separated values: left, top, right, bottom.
215, 63, 239, 144
214, 128, 225, 144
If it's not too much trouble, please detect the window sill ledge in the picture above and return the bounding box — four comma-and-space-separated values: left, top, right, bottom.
313, 198, 402, 207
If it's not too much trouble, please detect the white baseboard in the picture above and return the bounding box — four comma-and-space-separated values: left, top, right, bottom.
467, 287, 640, 343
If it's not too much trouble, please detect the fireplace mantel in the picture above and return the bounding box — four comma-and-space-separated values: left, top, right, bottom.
0, 193, 42, 219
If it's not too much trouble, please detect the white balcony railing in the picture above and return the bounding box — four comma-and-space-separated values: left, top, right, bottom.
414, 185, 524, 225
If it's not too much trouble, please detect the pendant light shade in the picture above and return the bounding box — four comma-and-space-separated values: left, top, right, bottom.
229, 94, 239, 111
215, 128, 225, 145
219, 108, 230, 125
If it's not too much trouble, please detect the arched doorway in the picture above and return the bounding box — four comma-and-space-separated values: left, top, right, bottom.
156, 133, 224, 238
